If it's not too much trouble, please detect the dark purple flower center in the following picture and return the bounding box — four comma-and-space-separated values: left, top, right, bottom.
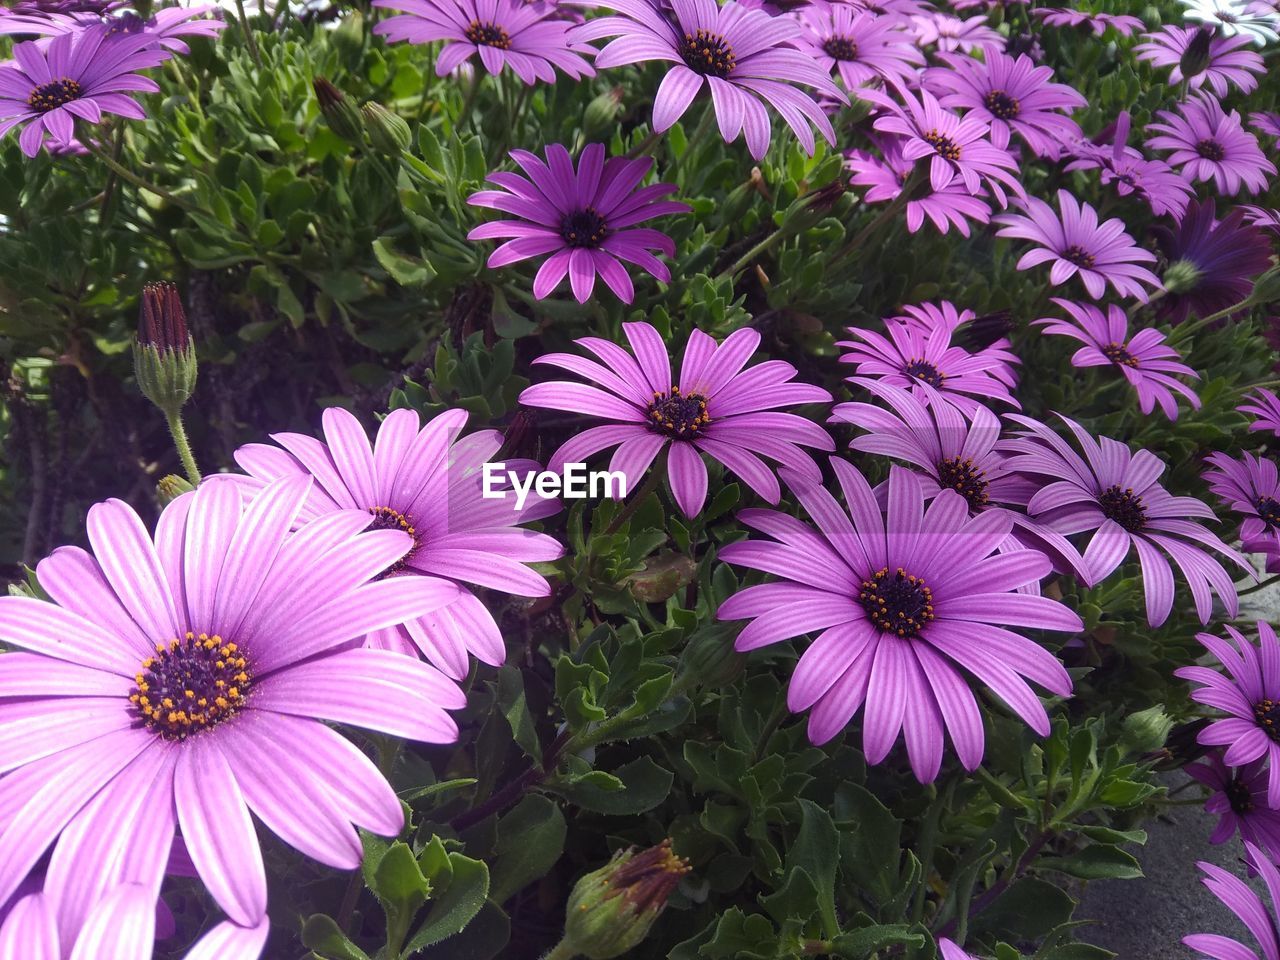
1062, 245, 1096, 268
1256, 698, 1280, 742
1217, 10, 1238, 22
902, 358, 945, 387
984, 89, 1020, 120
1195, 138, 1226, 162
106, 12, 147, 35
822, 36, 859, 61
679, 29, 736, 78
129, 633, 251, 740
937, 455, 989, 510
26, 77, 82, 113
560, 207, 609, 248
465, 19, 512, 49
1227, 775, 1255, 815
1257, 496, 1280, 527
647, 386, 711, 438
923, 128, 962, 161
1098, 484, 1147, 533
1101, 341, 1138, 367
859, 566, 934, 637
368, 505, 420, 575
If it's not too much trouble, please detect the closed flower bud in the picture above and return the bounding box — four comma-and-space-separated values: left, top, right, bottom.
1246, 265, 1280, 308
157, 473, 196, 505
1179, 26, 1214, 80
361, 102, 412, 155
313, 76, 364, 144
583, 87, 624, 140
134, 282, 197, 416
1121, 704, 1174, 754
1161, 258, 1203, 295
625, 551, 696, 603
561, 840, 690, 960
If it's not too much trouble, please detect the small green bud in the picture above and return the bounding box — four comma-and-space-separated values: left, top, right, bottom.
561, 840, 690, 960
361, 102, 412, 155
157, 473, 196, 505
1161, 258, 1203, 295
1246, 265, 1280, 308
1121, 704, 1175, 754
134, 282, 197, 417
583, 87, 624, 141
313, 76, 364, 144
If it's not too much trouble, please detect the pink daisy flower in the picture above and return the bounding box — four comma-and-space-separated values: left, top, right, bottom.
1135, 26, 1264, 97
1186, 753, 1280, 865
1146, 93, 1276, 197
910, 12, 1005, 52
791, 2, 924, 93
1240, 388, 1280, 437
1204, 451, 1280, 555
1063, 112, 1195, 218
1031, 7, 1145, 36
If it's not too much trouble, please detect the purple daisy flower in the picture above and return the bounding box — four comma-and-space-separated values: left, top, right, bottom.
791, 2, 924, 93
1179, 624, 1280, 807
868, 85, 1023, 204
1253, 111, 1280, 140
1031, 7, 1145, 36
1205, 452, 1280, 555
372, 0, 595, 84
909, 12, 1005, 52
716, 461, 1081, 780
572, 0, 846, 160
0, 882, 269, 960
1146, 94, 1275, 197
1003, 414, 1249, 626
1241, 389, 1280, 437
994, 189, 1161, 301
0, 7, 227, 56
1063, 112, 1195, 218
1033, 298, 1200, 421
838, 313, 1020, 415
466, 143, 689, 303
1181, 0, 1280, 45
1184, 841, 1280, 959
1153, 199, 1273, 324
845, 134, 993, 237
233, 407, 563, 680
0, 29, 170, 157
1135, 26, 1264, 97
939, 941, 978, 960
1187, 753, 1280, 864
891, 300, 1020, 390
1, 0, 120, 14
1241, 204, 1280, 236
923, 49, 1086, 156
518, 322, 834, 517
0, 478, 467, 926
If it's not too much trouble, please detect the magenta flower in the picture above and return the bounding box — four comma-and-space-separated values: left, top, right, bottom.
0, 7, 227, 55
1184, 842, 1280, 959
1179, 624, 1280, 807
1187, 753, 1280, 864
0, 29, 170, 157
1146, 94, 1275, 197
1242, 204, 1280, 235
868, 85, 1022, 204
372, 0, 594, 84
791, 2, 924, 93
1153, 199, 1273, 325
1004, 415, 1248, 626
519, 323, 833, 517
233, 407, 563, 680
0, 479, 467, 926
466, 143, 688, 303
1241, 388, 1280, 437
1135, 26, 1264, 96
994, 189, 1161, 301
1254, 111, 1280, 140
923, 50, 1086, 156
717, 461, 1081, 781
1204, 451, 1280, 555
845, 134, 993, 237
910, 12, 1005, 52
0, 0, 119, 13
0, 882, 268, 960
1031, 7, 1145, 36
939, 941, 978, 960
891, 300, 1020, 390
573, 0, 846, 159
1033, 299, 1200, 421
1063, 112, 1194, 218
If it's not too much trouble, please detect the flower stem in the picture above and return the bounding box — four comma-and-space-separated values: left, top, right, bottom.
603, 467, 662, 536
165, 409, 202, 487
86, 142, 195, 212
718, 226, 787, 280
456, 70, 483, 132
1169, 294, 1254, 342
1240, 572, 1280, 597
829, 173, 917, 265
234, 0, 264, 69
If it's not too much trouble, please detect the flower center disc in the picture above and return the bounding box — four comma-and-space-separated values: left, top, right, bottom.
560, 207, 609, 248
903, 358, 945, 387
859, 566, 935, 637
1098, 484, 1147, 532
679, 29, 736, 78
464, 19, 512, 48
1258, 496, 1280, 528
923, 129, 962, 161
822, 36, 859, 61
1062, 244, 1096, 268
27, 77, 82, 113
130, 633, 250, 739
368, 505, 419, 576
1227, 776, 1255, 815
984, 89, 1020, 120
1257, 698, 1280, 743
647, 387, 711, 438
1101, 341, 1138, 367
1195, 138, 1225, 162
937, 455, 989, 510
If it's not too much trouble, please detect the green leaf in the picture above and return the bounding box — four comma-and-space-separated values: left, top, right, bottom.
496, 664, 541, 761
413, 901, 510, 960
373, 236, 436, 286
1039, 845, 1143, 881
786, 800, 840, 937
972, 878, 1075, 940
550, 756, 674, 815
404, 853, 491, 953
300, 915, 373, 960
489, 795, 567, 903
829, 924, 927, 957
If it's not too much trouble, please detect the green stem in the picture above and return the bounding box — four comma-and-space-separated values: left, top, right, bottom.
717, 226, 788, 280
625, 128, 664, 161
602, 467, 663, 536
233, 0, 264, 69
456, 69, 483, 132
542, 940, 578, 960
829, 173, 918, 265
1169, 294, 1255, 342
86, 142, 195, 212
674, 105, 716, 181
1240, 572, 1280, 597
165, 410, 202, 487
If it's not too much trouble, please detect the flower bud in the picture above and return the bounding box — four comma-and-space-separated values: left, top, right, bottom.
134, 282, 197, 416
625, 551, 696, 603
1120, 704, 1174, 754
157, 473, 196, 505
1179, 26, 1214, 80
313, 76, 364, 144
583, 87, 624, 141
1246, 265, 1280, 308
1161, 258, 1203, 295
361, 102, 412, 155
562, 840, 691, 960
